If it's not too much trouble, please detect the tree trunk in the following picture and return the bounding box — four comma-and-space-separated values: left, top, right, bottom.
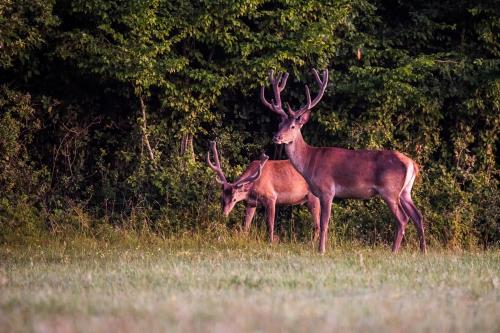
139, 96, 155, 163
180, 133, 195, 160
273, 143, 284, 160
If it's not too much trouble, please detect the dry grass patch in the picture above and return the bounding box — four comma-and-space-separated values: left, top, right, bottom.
0, 233, 499, 332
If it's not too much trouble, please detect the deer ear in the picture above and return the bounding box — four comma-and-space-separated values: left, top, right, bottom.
297, 110, 311, 125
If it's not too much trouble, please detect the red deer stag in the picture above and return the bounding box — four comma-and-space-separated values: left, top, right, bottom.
207, 141, 320, 242
261, 69, 426, 254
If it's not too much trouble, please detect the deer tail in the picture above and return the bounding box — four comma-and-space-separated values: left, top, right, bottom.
400, 159, 418, 196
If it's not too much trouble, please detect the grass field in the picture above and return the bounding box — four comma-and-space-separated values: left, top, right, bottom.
0, 232, 499, 333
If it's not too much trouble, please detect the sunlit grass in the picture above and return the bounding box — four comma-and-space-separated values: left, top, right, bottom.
0, 230, 499, 332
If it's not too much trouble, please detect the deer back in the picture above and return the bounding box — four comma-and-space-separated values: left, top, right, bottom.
248, 160, 310, 205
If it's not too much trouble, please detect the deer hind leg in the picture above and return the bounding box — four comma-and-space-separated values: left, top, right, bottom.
400, 192, 427, 253
306, 194, 321, 242
382, 197, 409, 253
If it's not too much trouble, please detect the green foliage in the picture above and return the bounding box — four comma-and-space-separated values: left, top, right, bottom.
0, 0, 498, 247
0, 0, 58, 74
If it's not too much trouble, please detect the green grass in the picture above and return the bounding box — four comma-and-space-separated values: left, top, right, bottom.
0, 231, 499, 332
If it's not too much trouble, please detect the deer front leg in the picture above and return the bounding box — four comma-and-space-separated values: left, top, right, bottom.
318, 194, 334, 254
264, 198, 277, 243
306, 194, 320, 242
243, 205, 257, 233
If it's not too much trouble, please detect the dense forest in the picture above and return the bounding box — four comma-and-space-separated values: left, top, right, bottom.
0, 0, 498, 247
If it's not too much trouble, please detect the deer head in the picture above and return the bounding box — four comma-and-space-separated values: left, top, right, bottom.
260, 69, 328, 144
207, 141, 269, 216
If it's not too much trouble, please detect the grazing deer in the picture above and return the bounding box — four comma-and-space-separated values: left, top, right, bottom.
207, 141, 320, 242
261, 69, 426, 254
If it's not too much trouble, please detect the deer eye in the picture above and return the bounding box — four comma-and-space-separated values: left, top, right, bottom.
291, 125, 295, 129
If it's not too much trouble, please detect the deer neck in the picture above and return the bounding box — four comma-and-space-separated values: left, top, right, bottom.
284, 131, 312, 175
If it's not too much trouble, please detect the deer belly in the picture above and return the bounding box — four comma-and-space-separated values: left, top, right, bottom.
276, 192, 308, 205
334, 184, 377, 199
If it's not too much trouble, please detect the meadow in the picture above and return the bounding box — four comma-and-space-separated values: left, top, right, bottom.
1, 231, 499, 333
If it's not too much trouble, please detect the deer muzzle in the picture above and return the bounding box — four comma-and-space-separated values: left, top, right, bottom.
273, 134, 283, 144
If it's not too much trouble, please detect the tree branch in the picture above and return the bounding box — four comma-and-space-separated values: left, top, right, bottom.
139, 95, 155, 162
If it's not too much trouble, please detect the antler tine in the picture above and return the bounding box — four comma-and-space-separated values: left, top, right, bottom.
271, 76, 282, 108
206, 141, 227, 184
312, 68, 321, 84
276, 72, 283, 85
271, 71, 290, 114
286, 102, 296, 117
304, 85, 312, 109
312, 69, 328, 91
260, 86, 274, 110
295, 69, 328, 117
268, 69, 275, 82
261, 69, 289, 119
234, 153, 269, 187
210, 141, 222, 168
278, 73, 289, 91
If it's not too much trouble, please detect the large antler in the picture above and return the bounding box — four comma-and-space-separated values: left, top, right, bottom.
260, 70, 289, 120
288, 69, 328, 118
234, 153, 269, 187
207, 141, 228, 184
